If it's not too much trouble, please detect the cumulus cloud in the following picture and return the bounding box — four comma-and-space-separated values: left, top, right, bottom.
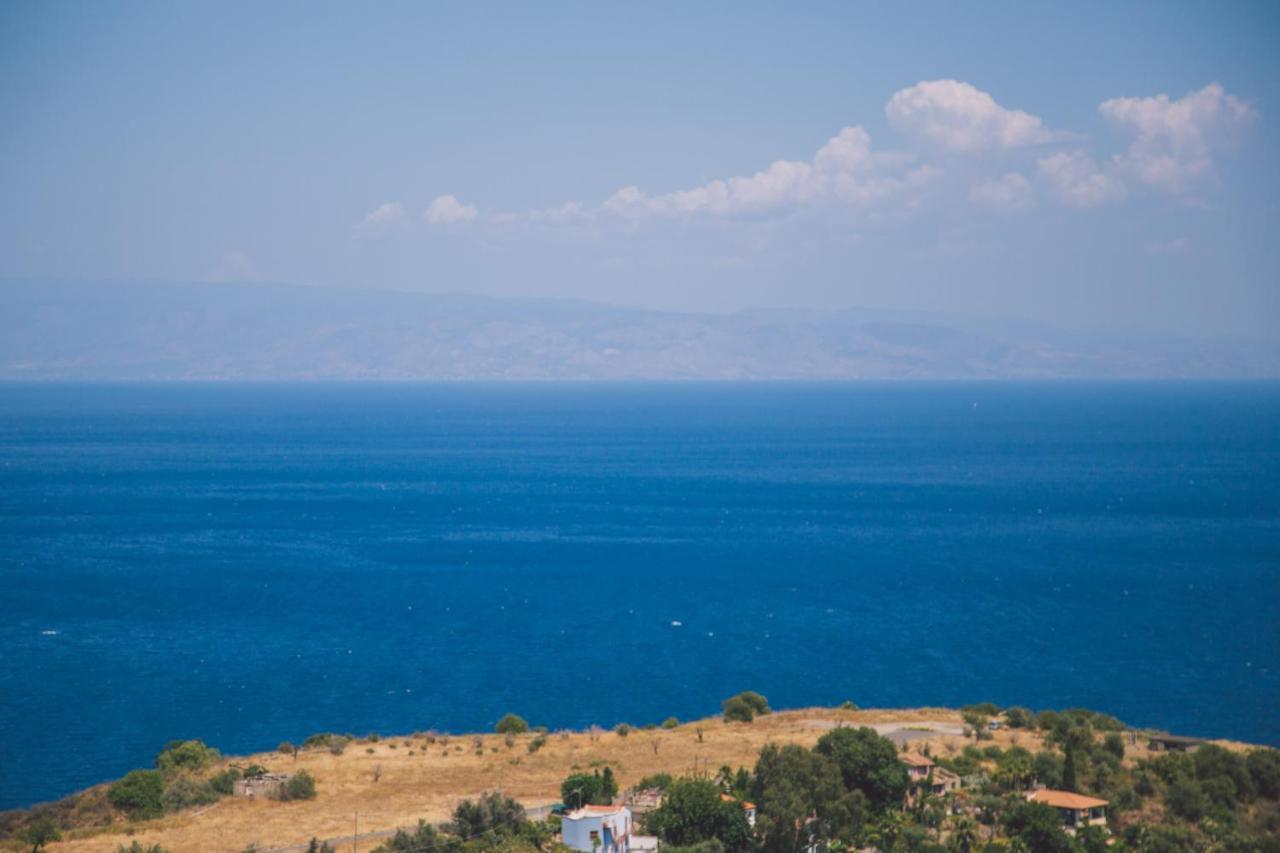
1100, 83, 1256, 192
425, 194, 478, 225
968, 172, 1034, 214
1037, 151, 1126, 207
601, 126, 932, 219
364, 202, 406, 225
886, 80, 1054, 151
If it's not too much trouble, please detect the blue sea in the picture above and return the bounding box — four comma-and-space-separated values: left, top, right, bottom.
1, 382, 1278, 810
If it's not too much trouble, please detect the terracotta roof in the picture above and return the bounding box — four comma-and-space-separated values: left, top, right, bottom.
582, 805, 626, 813
1029, 789, 1109, 810
899, 753, 935, 767
721, 793, 757, 810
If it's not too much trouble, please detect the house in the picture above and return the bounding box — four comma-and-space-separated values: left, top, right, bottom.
722, 792, 757, 827
561, 804, 633, 853
900, 752, 936, 781
1027, 789, 1108, 834
232, 772, 291, 799
1147, 734, 1206, 752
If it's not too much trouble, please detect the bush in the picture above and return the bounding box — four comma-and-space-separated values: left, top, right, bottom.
528, 735, 547, 753
722, 692, 770, 721
963, 702, 1001, 717
1035, 710, 1061, 731
662, 717, 680, 729
280, 771, 317, 801
155, 740, 219, 775
207, 768, 241, 796
277, 742, 295, 755
1249, 749, 1280, 799
1165, 778, 1208, 821
117, 843, 171, 853
109, 769, 165, 820
1003, 707, 1034, 728
452, 791, 527, 838
721, 696, 755, 723
161, 776, 219, 811
636, 772, 674, 791
1103, 732, 1125, 760
615, 723, 632, 737
17, 816, 61, 851
495, 714, 529, 735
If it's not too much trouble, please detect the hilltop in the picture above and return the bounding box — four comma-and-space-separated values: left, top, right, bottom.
1, 704, 1273, 852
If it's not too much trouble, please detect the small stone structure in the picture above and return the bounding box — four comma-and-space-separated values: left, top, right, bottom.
233, 773, 291, 799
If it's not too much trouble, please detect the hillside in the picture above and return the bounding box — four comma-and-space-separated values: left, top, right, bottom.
3, 279, 1277, 380
1, 705, 1269, 853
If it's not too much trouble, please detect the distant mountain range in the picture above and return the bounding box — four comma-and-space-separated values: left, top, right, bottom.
2, 279, 1276, 380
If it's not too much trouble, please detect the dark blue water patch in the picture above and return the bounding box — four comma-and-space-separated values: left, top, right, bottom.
1, 381, 1278, 810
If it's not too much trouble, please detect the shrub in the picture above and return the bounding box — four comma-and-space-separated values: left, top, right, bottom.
1103, 732, 1126, 760
963, 702, 1001, 717
117, 843, 171, 853
161, 776, 219, 811
1003, 707, 1034, 728
277, 742, 295, 755
528, 735, 547, 753
279, 771, 317, 801
1165, 778, 1208, 821
207, 768, 240, 796
1248, 749, 1280, 799
1035, 710, 1061, 731
109, 769, 165, 820
452, 791, 527, 838
840, 700, 859, 711
615, 723, 632, 737
636, 772, 674, 791
17, 816, 61, 851
155, 740, 219, 775
367, 732, 381, 742
721, 696, 755, 723
662, 717, 680, 729
495, 714, 529, 735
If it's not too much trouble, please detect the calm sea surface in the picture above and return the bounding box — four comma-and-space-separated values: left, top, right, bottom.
1, 382, 1278, 809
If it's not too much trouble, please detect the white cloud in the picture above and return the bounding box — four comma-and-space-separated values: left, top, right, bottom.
364, 202, 406, 225
886, 80, 1053, 151
1037, 151, 1126, 207
601, 125, 931, 219
425, 194, 478, 225
968, 172, 1035, 214
1100, 83, 1256, 193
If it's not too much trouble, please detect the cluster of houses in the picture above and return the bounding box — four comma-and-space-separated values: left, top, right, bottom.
557, 791, 755, 853
554, 742, 1136, 852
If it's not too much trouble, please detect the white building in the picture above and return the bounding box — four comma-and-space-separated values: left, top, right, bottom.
561, 804, 634, 852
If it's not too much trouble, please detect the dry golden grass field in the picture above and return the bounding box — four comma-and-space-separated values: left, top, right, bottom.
33, 707, 1240, 853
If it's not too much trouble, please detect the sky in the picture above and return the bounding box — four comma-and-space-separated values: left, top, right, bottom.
1, 1, 1278, 341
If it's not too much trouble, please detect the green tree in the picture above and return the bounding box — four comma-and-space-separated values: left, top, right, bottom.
1247, 748, 1280, 799
814, 726, 909, 811
560, 768, 616, 809
280, 770, 317, 801
155, 740, 218, 775
18, 817, 61, 852
452, 791, 527, 840
947, 816, 978, 853
494, 714, 529, 735
109, 769, 166, 820
648, 778, 751, 852
1051, 717, 1092, 792
373, 821, 461, 852
1002, 802, 1074, 853
751, 743, 844, 851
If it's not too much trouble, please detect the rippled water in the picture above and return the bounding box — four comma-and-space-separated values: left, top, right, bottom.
1, 382, 1278, 809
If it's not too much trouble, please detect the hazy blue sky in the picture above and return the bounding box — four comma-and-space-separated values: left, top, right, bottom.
2, 2, 1277, 339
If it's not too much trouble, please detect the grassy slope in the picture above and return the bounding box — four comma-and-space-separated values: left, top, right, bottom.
21, 707, 1250, 853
